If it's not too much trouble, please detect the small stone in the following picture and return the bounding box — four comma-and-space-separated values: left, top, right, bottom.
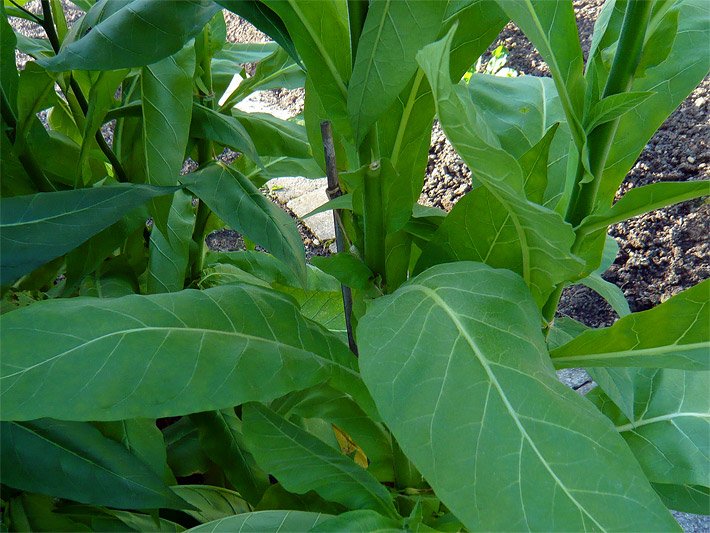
687, 156, 696, 164
694, 97, 706, 107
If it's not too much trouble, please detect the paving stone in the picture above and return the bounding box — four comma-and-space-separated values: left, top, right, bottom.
266, 177, 335, 243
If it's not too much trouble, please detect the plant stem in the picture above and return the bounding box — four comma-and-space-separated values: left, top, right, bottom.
40, 0, 128, 183
363, 160, 386, 284
566, 0, 653, 227
322, 121, 359, 356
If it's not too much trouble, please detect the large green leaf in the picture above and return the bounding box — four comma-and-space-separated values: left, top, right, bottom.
41, 0, 219, 71
191, 409, 269, 505
0, 184, 175, 286
4, 493, 90, 532
231, 108, 312, 160
358, 262, 678, 531
190, 103, 261, 165
551, 280, 710, 370
185, 164, 307, 284
147, 190, 196, 294
347, 0, 447, 144
261, 0, 352, 134
653, 483, 710, 515
495, 0, 586, 145
187, 511, 332, 532
0, 419, 186, 509
312, 510, 404, 532
589, 368, 709, 487
597, 0, 710, 205
242, 403, 398, 518
0, 285, 362, 421
142, 44, 195, 233
416, 32, 583, 304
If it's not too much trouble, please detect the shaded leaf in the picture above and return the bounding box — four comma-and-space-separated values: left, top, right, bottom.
186, 510, 331, 532
0, 419, 186, 509
171, 485, 250, 523
0, 184, 176, 286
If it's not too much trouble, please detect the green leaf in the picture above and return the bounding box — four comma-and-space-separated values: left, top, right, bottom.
302, 194, 353, 219
190, 103, 261, 165
589, 368, 709, 487
653, 483, 710, 515
186, 510, 332, 532
171, 485, 250, 523
261, 0, 352, 134
584, 91, 654, 132
94, 418, 174, 484
495, 0, 586, 145
242, 403, 398, 518
5, 493, 90, 532
1, 6, 19, 117
215, 1, 299, 65
416, 31, 583, 305
254, 483, 344, 514
147, 190, 196, 294
184, 163, 307, 285
347, 0, 448, 144
142, 44, 195, 234
598, 0, 710, 205
0, 419, 186, 509
231, 108, 312, 160
0, 184, 176, 286
190, 409, 269, 505
312, 510, 404, 532
41, 0, 219, 71
0, 284, 362, 421
358, 261, 679, 531
311, 253, 373, 290
578, 180, 710, 237
164, 417, 211, 477
551, 280, 710, 370
578, 273, 631, 318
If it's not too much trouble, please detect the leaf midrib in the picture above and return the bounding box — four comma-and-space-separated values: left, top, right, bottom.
616, 412, 709, 433
413, 283, 606, 530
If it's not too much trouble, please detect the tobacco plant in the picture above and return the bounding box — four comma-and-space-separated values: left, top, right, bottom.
1, 0, 709, 531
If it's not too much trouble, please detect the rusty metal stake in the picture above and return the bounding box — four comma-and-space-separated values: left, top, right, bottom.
320, 121, 358, 356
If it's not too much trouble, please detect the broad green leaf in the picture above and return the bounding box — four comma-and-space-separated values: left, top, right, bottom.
215, 1, 299, 64
184, 163, 307, 285
190, 103, 261, 165
312, 510, 404, 532
311, 253, 373, 290
0, 285, 362, 421
0, 184, 176, 286
589, 368, 709, 487
95, 418, 174, 484
5, 493, 89, 532
578, 180, 710, 237
416, 31, 583, 304
495, 0, 586, 145
1, 6, 19, 116
187, 511, 332, 532
15, 63, 56, 146
598, 0, 710, 206
584, 91, 654, 132
546, 316, 589, 352
347, 0, 447, 144
57, 504, 185, 532
262, 0, 352, 134
142, 44, 195, 234
171, 485, 250, 523
551, 280, 710, 370
147, 190, 196, 294
231, 108, 312, 160
191, 409, 269, 505
242, 403, 398, 518
0, 419, 186, 509
215, 41, 279, 64
41, 0, 219, 71
255, 483, 344, 514
653, 483, 710, 515
237, 155, 325, 185
359, 262, 678, 531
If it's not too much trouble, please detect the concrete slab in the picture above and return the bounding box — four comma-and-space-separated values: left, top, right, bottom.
267, 177, 335, 244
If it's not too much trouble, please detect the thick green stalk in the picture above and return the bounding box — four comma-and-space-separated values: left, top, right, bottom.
566, 0, 653, 227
